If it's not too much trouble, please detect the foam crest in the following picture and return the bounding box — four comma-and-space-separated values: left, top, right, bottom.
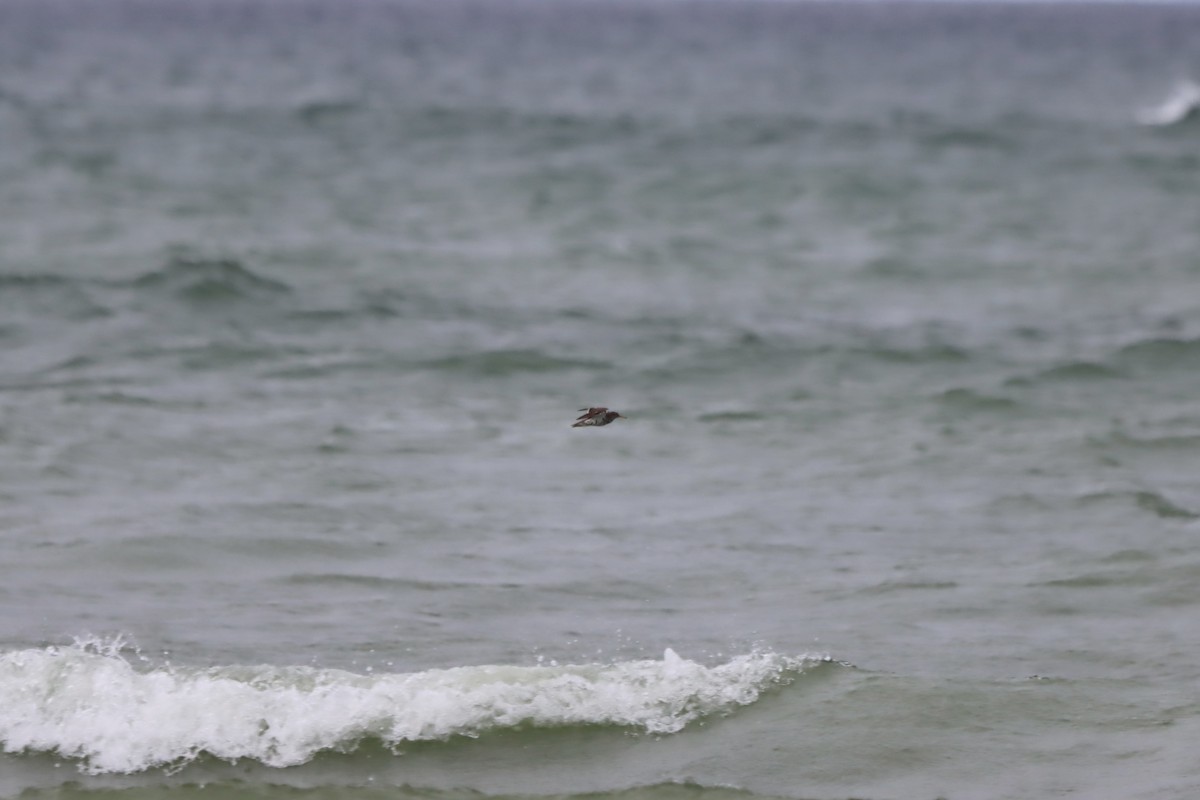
1136, 80, 1200, 127
0, 641, 824, 775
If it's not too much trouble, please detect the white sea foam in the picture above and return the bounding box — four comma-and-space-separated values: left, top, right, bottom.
0, 639, 825, 775
1136, 80, 1200, 127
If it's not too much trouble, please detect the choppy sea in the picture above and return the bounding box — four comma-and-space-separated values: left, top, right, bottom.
3, 1, 1200, 798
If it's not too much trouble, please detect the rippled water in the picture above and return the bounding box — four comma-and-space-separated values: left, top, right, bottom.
3, 1, 1200, 798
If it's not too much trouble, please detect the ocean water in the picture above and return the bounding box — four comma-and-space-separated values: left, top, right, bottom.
3, 0, 1200, 798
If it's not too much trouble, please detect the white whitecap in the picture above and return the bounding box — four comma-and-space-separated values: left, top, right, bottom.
0, 640, 827, 775
1136, 80, 1200, 127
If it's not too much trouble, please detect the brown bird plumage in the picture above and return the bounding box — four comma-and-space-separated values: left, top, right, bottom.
572, 407, 626, 427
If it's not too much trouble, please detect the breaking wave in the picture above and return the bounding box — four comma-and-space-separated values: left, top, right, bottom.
1136, 80, 1200, 127
0, 639, 826, 776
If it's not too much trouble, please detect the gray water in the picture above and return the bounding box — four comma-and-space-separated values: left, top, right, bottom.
3, 1, 1200, 798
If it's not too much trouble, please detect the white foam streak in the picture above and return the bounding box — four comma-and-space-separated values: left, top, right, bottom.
0, 642, 824, 774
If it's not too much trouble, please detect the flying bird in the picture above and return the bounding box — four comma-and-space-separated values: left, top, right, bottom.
572, 407, 625, 428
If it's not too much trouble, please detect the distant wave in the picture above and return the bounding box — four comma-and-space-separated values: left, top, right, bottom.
0, 258, 292, 298
0, 639, 826, 775
0, 273, 111, 322
131, 257, 293, 305
1113, 336, 1200, 370
0, 258, 293, 323
935, 387, 1019, 414
1136, 80, 1200, 127
1004, 361, 1123, 388
1094, 431, 1200, 451
420, 349, 611, 376
1077, 489, 1198, 520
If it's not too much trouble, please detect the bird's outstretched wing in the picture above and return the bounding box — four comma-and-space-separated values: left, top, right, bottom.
576, 407, 607, 421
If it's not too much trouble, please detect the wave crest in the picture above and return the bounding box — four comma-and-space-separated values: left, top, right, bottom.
131, 258, 292, 306
1136, 80, 1200, 127
0, 642, 825, 775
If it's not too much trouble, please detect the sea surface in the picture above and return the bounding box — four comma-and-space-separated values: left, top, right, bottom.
3, 1, 1200, 798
